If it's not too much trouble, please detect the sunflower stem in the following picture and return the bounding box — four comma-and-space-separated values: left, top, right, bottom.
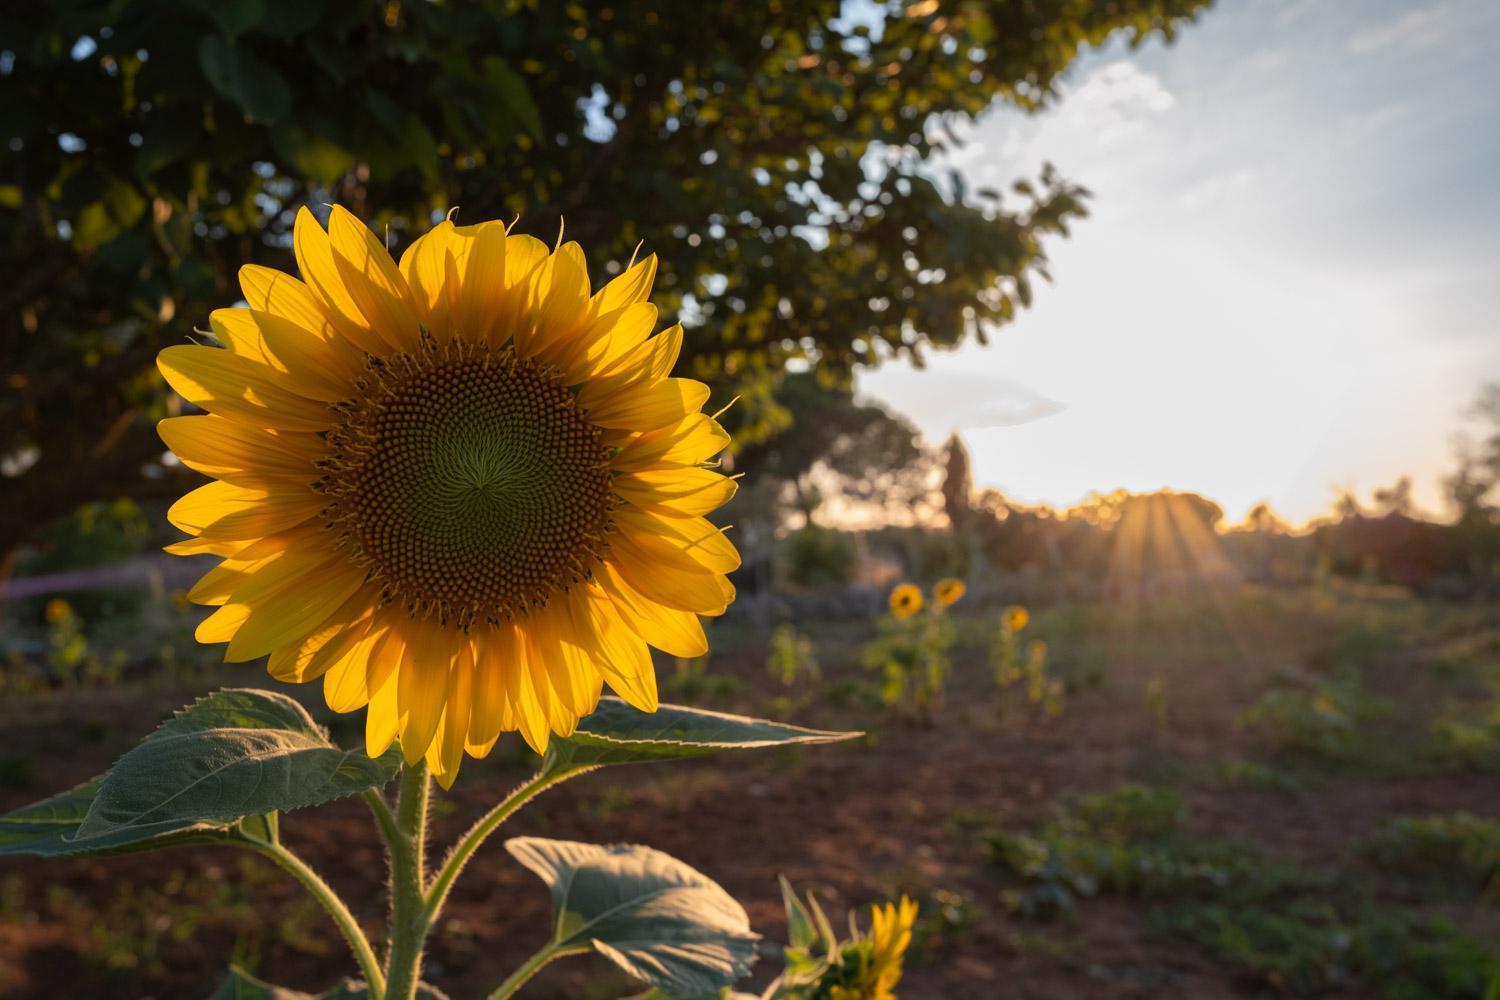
385, 761, 432, 1000
424, 765, 585, 927
364, 787, 402, 851
487, 944, 585, 1000
244, 832, 385, 996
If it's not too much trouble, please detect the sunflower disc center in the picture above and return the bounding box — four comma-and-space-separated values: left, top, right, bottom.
321, 338, 614, 627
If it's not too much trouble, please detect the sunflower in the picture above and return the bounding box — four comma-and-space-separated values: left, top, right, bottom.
157, 206, 738, 787
887, 583, 922, 620
932, 577, 965, 609
830, 896, 918, 1000
1003, 605, 1029, 632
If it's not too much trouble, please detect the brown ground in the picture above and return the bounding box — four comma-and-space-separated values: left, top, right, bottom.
2, 583, 1498, 999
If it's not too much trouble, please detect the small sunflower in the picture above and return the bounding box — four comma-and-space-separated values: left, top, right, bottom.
1003, 605, 1029, 632
830, 896, 918, 1000
888, 583, 922, 620
932, 578, 965, 609
158, 206, 738, 787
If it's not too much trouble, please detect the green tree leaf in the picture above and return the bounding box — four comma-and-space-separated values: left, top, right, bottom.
543, 697, 859, 773
482, 57, 543, 141
185, 0, 268, 40
73, 688, 399, 841
0, 778, 235, 858
198, 36, 291, 123
271, 120, 356, 185
507, 837, 759, 996
72, 179, 146, 251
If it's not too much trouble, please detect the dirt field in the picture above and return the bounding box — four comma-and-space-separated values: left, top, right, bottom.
3, 583, 1500, 999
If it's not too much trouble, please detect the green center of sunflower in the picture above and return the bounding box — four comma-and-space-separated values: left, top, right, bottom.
320, 335, 615, 628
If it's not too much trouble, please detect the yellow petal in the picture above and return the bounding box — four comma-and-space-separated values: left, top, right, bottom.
158, 415, 321, 489
324, 627, 386, 713
506, 627, 553, 754
428, 645, 475, 789
365, 625, 405, 697
293, 207, 394, 356
185, 527, 321, 605
210, 308, 356, 401
595, 562, 709, 658
497, 233, 550, 341
267, 619, 366, 684
584, 377, 710, 431
240, 264, 369, 373
397, 622, 457, 764
576, 587, 658, 713
525, 601, 600, 724
608, 541, 732, 617
517, 242, 590, 361
366, 661, 402, 757
615, 467, 738, 518
196, 602, 249, 644
398, 220, 465, 339
225, 558, 367, 663
168, 481, 322, 541
469, 625, 521, 750
165, 535, 253, 558
616, 510, 741, 574
611, 414, 729, 472
456, 222, 512, 343
267, 586, 378, 683
592, 253, 657, 315
562, 301, 658, 384
157, 345, 333, 432
326, 206, 422, 351
591, 323, 682, 385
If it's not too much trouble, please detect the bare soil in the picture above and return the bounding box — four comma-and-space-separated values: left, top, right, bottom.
2, 584, 1498, 999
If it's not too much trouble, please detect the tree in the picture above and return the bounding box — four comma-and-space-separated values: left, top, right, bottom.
0, 0, 1212, 564
1371, 476, 1415, 518
1245, 501, 1290, 535
1441, 382, 1500, 576
728, 370, 932, 527
940, 432, 974, 530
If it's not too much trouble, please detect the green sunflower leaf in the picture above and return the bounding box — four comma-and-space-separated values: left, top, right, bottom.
71, 688, 399, 841
507, 837, 759, 996
542, 697, 859, 774
0, 777, 237, 859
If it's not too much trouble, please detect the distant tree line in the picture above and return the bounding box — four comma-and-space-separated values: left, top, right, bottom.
764, 382, 1500, 598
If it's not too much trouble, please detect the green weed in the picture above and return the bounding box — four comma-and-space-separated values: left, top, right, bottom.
1365, 813, 1500, 895
982, 784, 1500, 998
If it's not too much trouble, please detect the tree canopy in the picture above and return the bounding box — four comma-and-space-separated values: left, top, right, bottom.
0, 0, 1211, 561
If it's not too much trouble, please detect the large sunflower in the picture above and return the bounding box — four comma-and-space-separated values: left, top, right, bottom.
158, 207, 738, 786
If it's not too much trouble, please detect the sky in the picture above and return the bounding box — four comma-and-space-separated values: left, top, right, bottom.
858, 0, 1500, 525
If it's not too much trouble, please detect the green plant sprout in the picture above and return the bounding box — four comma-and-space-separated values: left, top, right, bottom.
991, 607, 1061, 719
768, 624, 820, 687
862, 580, 965, 721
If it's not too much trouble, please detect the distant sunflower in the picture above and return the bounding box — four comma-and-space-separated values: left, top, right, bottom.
831, 896, 918, 1000
888, 583, 922, 620
1003, 605, 1029, 632
158, 207, 737, 786
933, 578, 965, 609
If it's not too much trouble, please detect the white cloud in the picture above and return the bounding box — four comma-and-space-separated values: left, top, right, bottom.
1347, 1, 1463, 54
862, 374, 1065, 432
